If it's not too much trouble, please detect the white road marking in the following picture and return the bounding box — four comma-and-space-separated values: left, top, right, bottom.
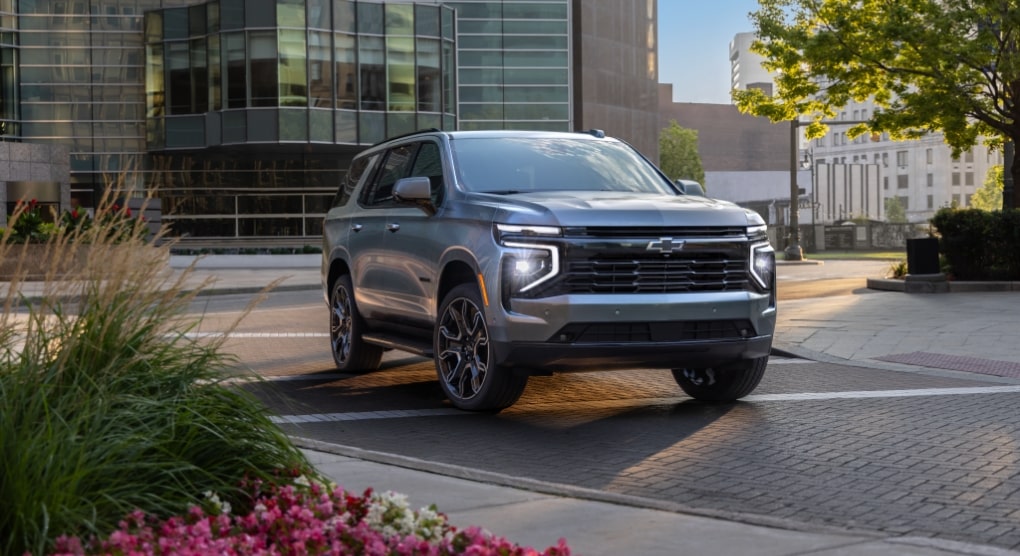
184, 332, 328, 338
269, 385, 1020, 424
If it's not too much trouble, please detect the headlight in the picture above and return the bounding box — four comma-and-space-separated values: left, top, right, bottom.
750, 241, 775, 290
494, 223, 561, 241
503, 242, 559, 293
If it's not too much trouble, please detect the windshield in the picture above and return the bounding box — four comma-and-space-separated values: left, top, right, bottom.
450, 137, 677, 195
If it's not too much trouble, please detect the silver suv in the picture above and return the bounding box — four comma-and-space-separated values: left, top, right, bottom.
322, 129, 776, 411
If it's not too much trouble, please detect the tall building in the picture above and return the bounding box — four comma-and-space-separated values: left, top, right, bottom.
729, 31, 773, 100
0, 0, 658, 242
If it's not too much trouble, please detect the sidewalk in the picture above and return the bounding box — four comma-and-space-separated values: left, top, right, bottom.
8, 255, 1020, 555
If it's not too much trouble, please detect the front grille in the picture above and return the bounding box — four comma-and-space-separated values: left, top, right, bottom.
563, 226, 748, 238
548, 320, 756, 343
563, 254, 748, 293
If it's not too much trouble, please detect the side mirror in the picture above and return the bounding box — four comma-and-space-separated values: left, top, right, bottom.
675, 179, 706, 197
393, 176, 437, 215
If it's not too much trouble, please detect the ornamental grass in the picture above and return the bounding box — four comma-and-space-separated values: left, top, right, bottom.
0, 188, 309, 555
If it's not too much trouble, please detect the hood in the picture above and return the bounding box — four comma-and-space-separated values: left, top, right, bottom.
476, 191, 759, 229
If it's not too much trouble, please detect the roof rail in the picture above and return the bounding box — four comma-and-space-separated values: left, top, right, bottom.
579, 129, 606, 138
371, 128, 442, 147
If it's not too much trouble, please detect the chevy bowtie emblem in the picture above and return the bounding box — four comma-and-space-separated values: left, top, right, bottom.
646, 238, 685, 253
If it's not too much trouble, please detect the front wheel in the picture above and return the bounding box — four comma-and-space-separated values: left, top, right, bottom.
672, 356, 767, 402
434, 283, 527, 411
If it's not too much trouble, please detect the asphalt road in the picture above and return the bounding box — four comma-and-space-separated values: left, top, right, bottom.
193, 263, 1020, 552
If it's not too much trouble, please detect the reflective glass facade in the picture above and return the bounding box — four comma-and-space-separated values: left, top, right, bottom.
445, 0, 570, 131
0, 0, 658, 242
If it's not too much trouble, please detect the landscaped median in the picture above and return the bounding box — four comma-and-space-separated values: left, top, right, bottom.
1, 193, 571, 556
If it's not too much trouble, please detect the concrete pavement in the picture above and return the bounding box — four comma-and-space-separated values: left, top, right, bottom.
7, 254, 1020, 555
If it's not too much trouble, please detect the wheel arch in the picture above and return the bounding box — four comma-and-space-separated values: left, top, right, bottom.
437, 255, 481, 311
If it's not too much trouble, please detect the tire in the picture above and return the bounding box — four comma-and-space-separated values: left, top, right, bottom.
329, 274, 383, 372
672, 356, 768, 402
434, 283, 527, 411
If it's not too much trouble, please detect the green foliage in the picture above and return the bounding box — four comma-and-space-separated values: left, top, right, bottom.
883, 197, 907, 223
0, 190, 310, 555
659, 120, 705, 185
971, 165, 1004, 211
887, 259, 908, 279
735, 0, 1020, 208
931, 207, 1020, 280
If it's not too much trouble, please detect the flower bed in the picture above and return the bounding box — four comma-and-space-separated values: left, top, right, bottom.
49, 480, 571, 556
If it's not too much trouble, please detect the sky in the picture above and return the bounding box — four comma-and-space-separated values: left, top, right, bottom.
657, 0, 763, 105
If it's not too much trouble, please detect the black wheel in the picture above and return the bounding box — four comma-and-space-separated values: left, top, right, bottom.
329, 274, 383, 372
672, 356, 767, 402
434, 283, 527, 411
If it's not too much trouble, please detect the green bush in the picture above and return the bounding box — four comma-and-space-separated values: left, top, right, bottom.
0, 191, 310, 555
931, 207, 1020, 280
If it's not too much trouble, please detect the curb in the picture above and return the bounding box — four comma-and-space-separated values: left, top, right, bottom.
867, 276, 1020, 293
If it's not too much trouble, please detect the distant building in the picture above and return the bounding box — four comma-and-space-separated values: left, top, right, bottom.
810, 99, 1002, 223
729, 32, 775, 101
658, 84, 801, 226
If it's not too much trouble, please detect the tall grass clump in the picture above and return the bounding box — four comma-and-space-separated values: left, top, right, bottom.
0, 188, 310, 555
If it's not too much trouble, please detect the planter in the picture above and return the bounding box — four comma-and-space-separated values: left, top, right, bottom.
0, 242, 166, 282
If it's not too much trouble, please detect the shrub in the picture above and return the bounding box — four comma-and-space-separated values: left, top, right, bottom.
1, 189, 309, 555
930, 207, 1020, 280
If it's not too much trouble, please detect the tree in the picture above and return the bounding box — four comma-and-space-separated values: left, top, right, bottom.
972, 165, 1005, 211
734, 0, 1020, 209
659, 120, 705, 185
884, 197, 907, 224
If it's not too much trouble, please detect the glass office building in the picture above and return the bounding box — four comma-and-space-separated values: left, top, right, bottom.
0, 0, 658, 243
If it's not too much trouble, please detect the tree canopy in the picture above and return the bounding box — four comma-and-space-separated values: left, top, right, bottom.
659, 120, 705, 185
734, 0, 1020, 209
972, 165, 1005, 210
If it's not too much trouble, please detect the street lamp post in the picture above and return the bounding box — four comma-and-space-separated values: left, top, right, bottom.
786, 120, 804, 260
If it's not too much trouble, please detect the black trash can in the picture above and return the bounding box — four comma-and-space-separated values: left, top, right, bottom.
906, 237, 940, 275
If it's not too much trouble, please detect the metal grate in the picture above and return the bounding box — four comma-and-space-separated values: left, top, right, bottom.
548, 320, 756, 343
562, 255, 748, 293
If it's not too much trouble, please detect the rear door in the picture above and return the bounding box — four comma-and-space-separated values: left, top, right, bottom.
347, 143, 416, 322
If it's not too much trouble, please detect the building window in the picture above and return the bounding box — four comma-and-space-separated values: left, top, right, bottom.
896, 150, 908, 167
926, 148, 932, 164
952, 172, 960, 186
882, 152, 888, 167
897, 174, 908, 189
965, 172, 974, 186
927, 194, 933, 209
899, 196, 909, 210
966, 193, 973, 206
927, 173, 933, 187
964, 149, 974, 163
952, 193, 961, 206
883, 176, 889, 190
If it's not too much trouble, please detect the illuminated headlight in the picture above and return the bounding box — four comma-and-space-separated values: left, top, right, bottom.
750, 242, 775, 290
503, 242, 559, 294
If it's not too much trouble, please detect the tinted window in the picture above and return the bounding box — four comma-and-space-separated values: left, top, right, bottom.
333, 153, 377, 207
362, 144, 415, 206
450, 138, 674, 195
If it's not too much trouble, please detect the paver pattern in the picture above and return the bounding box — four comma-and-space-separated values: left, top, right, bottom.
242, 355, 1020, 551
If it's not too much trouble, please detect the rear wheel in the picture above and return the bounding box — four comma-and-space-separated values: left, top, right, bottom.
672, 356, 767, 401
434, 283, 527, 411
329, 274, 383, 372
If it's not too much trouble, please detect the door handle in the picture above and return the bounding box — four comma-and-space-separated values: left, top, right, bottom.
386, 223, 400, 232
351, 223, 363, 232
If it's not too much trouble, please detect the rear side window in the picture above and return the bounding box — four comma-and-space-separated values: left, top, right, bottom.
333, 154, 378, 207
362, 143, 416, 207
